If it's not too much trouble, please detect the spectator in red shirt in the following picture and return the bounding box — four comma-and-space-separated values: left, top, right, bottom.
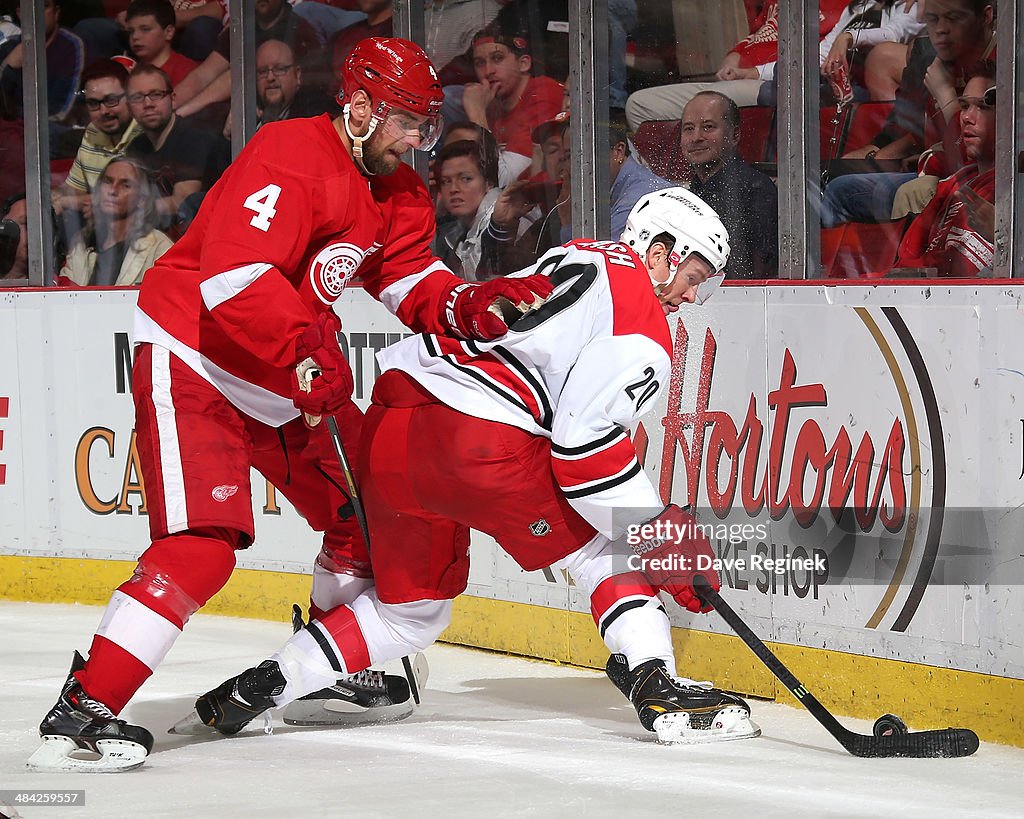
893, 61, 996, 277
461, 26, 563, 181
125, 0, 198, 88
174, 0, 324, 123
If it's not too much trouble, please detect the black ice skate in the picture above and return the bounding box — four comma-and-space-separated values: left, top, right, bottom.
171, 659, 286, 736
282, 667, 415, 726
27, 651, 154, 772
282, 604, 425, 726
606, 654, 760, 744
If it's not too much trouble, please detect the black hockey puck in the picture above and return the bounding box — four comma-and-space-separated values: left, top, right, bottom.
872, 713, 908, 737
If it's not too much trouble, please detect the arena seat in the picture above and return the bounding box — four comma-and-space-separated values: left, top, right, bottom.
738, 106, 775, 164
843, 100, 895, 153
821, 219, 908, 278
631, 120, 690, 184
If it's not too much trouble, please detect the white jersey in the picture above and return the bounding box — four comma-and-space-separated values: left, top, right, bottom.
377, 240, 674, 538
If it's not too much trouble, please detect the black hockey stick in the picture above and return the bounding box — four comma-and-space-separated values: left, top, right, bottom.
693, 577, 979, 758
324, 415, 421, 706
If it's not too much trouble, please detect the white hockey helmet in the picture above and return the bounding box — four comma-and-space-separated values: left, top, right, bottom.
619, 187, 730, 304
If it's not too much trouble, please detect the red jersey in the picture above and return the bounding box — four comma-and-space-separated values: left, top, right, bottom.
378, 240, 672, 538
895, 165, 995, 277
732, 0, 845, 69
487, 75, 564, 158
134, 114, 462, 427
156, 50, 199, 88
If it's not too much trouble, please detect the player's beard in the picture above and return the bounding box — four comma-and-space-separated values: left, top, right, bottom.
361, 129, 403, 176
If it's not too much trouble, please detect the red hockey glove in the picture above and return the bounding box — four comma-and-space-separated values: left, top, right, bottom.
291, 311, 353, 422
627, 504, 720, 613
441, 275, 555, 341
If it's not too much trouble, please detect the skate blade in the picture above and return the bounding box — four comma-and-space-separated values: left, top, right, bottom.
27, 735, 148, 772
653, 707, 762, 745
168, 709, 214, 736
282, 698, 413, 727
411, 652, 429, 693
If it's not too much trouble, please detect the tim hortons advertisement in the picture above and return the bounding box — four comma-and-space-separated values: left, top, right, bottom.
0, 286, 1020, 678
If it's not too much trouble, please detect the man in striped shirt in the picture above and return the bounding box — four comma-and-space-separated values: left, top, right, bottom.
53, 60, 141, 235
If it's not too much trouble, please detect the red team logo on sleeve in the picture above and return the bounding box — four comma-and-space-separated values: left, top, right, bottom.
211, 485, 239, 502
308, 242, 380, 304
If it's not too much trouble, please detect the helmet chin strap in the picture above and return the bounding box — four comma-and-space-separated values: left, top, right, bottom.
648, 248, 682, 294
342, 103, 380, 176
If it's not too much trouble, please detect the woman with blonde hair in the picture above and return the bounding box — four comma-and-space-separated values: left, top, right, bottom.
60, 156, 172, 286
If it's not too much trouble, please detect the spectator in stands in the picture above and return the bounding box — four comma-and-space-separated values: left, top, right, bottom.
0, 192, 28, 280
820, 0, 925, 102
443, 119, 531, 188
60, 156, 171, 286
424, 0, 503, 85
432, 137, 515, 282
893, 62, 995, 276
758, 0, 924, 106
125, 64, 218, 230
124, 0, 198, 88
173, 0, 324, 124
166, 0, 226, 53
54, 60, 141, 229
821, 0, 995, 226
330, 0, 392, 88
527, 113, 568, 185
0, 0, 84, 121
460, 27, 564, 182
626, 0, 843, 131
291, 0, 368, 49
474, 0, 634, 104
680, 91, 778, 279
606, 109, 673, 240
75, 1, 225, 66
485, 109, 671, 274
256, 39, 299, 125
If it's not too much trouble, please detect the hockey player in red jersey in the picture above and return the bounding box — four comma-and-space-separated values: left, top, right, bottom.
178, 188, 760, 746
29, 37, 552, 773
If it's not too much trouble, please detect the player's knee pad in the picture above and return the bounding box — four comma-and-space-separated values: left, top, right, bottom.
121, 528, 238, 625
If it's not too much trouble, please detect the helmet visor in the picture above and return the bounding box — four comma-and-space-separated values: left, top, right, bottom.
380, 108, 444, 152
695, 272, 725, 305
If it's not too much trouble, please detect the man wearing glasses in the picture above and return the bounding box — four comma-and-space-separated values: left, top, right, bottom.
253, 39, 330, 127
53, 59, 140, 240
124, 63, 221, 231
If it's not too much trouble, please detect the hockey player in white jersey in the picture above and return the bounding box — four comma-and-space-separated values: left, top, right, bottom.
177, 188, 759, 745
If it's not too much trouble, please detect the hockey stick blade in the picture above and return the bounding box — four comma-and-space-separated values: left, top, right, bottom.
693, 577, 979, 758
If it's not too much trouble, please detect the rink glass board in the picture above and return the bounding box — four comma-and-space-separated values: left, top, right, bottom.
0, 285, 1021, 689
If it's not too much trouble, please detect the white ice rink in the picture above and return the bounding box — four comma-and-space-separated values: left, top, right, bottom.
1, 601, 1021, 819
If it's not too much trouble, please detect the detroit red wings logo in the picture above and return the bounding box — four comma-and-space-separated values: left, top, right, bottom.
308, 242, 379, 304
212, 485, 239, 502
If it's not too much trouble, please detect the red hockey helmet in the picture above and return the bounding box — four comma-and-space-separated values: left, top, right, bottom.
340, 37, 444, 150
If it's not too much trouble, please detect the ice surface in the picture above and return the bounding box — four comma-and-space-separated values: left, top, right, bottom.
2, 602, 1021, 819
